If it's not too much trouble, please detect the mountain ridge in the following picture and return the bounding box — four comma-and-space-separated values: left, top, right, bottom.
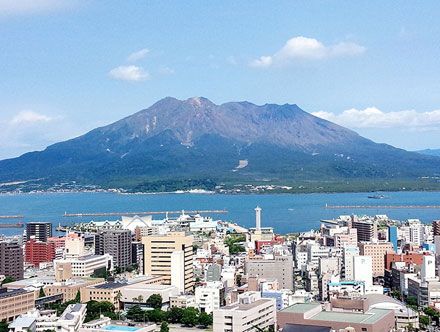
1, 97, 439, 193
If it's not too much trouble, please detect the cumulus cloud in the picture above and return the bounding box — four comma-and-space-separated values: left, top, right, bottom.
108, 65, 150, 82
312, 107, 440, 129
0, 0, 74, 16
10, 110, 53, 125
127, 48, 150, 62
250, 36, 365, 68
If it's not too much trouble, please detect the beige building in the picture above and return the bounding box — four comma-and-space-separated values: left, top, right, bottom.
45, 278, 104, 302
142, 232, 194, 292
54, 254, 113, 281
213, 292, 276, 332
245, 255, 293, 289
0, 289, 35, 322
358, 242, 394, 277
169, 294, 196, 308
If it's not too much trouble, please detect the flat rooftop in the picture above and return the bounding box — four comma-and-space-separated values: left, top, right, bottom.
221, 298, 273, 311
281, 303, 392, 324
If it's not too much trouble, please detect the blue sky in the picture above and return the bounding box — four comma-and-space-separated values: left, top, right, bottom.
1, 1, 440, 158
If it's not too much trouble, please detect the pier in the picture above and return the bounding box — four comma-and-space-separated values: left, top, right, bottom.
63, 209, 228, 217
0, 215, 24, 219
0, 222, 24, 228
325, 204, 440, 209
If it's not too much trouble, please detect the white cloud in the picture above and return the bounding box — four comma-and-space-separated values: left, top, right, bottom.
127, 48, 150, 62
250, 36, 365, 68
108, 65, 150, 82
0, 0, 74, 16
158, 66, 175, 75
10, 110, 53, 125
312, 107, 440, 129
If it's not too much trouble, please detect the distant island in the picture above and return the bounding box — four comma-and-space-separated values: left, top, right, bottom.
1, 97, 440, 194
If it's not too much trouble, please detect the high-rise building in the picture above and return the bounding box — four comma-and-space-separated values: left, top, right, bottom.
0, 240, 24, 280
351, 218, 377, 242
25, 238, 56, 267
96, 230, 132, 269
388, 226, 398, 252
353, 255, 373, 287
358, 242, 394, 277
142, 232, 194, 292
25, 222, 52, 242
433, 220, 440, 236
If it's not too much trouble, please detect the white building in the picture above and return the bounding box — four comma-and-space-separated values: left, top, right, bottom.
342, 245, 359, 280
353, 255, 373, 287
195, 281, 224, 314
213, 292, 276, 332
54, 254, 113, 280
171, 251, 185, 293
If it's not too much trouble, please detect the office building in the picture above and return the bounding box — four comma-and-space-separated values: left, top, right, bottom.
385, 252, 423, 270
351, 218, 377, 242
245, 255, 293, 289
433, 220, 440, 236
142, 232, 194, 292
213, 292, 276, 332
54, 254, 113, 281
358, 242, 394, 277
195, 281, 224, 314
26, 222, 52, 242
0, 289, 35, 322
25, 238, 56, 267
0, 240, 24, 280
97, 229, 132, 269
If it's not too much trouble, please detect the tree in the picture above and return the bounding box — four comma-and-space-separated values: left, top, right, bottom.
146, 294, 163, 309
167, 307, 184, 323
406, 296, 418, 307
420, 315, 430, 328
126, 305, 146, 322
160, 322, 169, 332
0, 321, 8, 332
198, 312, 213, 328
147, 309, 166, 323
74, 290, 81, 303
1, 276, 14, 285
181, 307, 199, 327
39, 287, 46, 298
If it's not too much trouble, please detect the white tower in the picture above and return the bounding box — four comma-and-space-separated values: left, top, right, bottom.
255, 206, 262, 230
421, 255, 436, 282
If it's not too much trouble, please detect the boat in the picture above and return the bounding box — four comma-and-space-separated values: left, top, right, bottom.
368, 194, 386, 199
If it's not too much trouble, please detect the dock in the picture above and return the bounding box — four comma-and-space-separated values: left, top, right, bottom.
63, 209, 228, 217
325, 204, 440, 209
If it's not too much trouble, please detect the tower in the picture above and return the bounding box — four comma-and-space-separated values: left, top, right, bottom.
255, 206, 262, 230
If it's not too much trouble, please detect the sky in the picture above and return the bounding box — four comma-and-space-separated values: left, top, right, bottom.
1, 1, 440, 159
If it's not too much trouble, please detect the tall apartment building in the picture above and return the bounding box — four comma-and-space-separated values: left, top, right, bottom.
433, 220, 440, 236
213, 292, 276, 332
195, 281, 225, 314
0, 240, 24, 280
142, 232, 194, 292
351, 219, 377, 242
25, 238, 56, 267
96, 230, 132, 269
245, 255, 293, 289
358, 242, 394, 277
26, 222, 52, 242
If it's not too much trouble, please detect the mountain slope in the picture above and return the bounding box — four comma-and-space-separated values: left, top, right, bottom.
0, 97, 439, 192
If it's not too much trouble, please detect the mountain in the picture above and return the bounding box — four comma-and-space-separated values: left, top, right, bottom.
416, 149, 440, 157
1, 97, 440, 192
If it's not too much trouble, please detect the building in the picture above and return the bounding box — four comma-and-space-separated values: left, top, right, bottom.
433, 220, 440, 236
131, 241, 144, 273
169, 294, 196, 308
195, 281, 224, 314
342, 245, 359, 280
0, 239, 24, 280
245, 255, 293, 289
54, 254, 113, 281
26, 222, 52, 242
0, 289, 35, 322
96, 230, 132, 269
277, 302, 394, 332
142, 232, 194, 292
25, 238, 57, 267
358, 242, 394, 277
385, 252, 424, 270
213, 292, 276, 332
351, 218, 377, 242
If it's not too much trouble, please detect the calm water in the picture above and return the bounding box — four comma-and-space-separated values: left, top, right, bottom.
1, 191, 440, 236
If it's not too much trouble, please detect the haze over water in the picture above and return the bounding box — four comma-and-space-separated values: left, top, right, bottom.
1, 191, 440, 236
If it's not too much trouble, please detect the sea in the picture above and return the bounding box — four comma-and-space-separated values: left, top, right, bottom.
1, 191, 440, 236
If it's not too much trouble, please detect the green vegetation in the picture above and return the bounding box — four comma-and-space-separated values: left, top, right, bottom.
146, 294, 163, 309
1, 276, 14, 285
160, 322, 169, 332
91, 267, 111, 280
125, 305, 212, 328
84, 301, 117, 322
225, 234, 246, 254
39, 287, 46, 298
419, 315, 430, 328
0, 321, 8, 332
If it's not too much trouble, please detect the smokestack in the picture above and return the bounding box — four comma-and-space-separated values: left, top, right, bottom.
255, 206, 262, 230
